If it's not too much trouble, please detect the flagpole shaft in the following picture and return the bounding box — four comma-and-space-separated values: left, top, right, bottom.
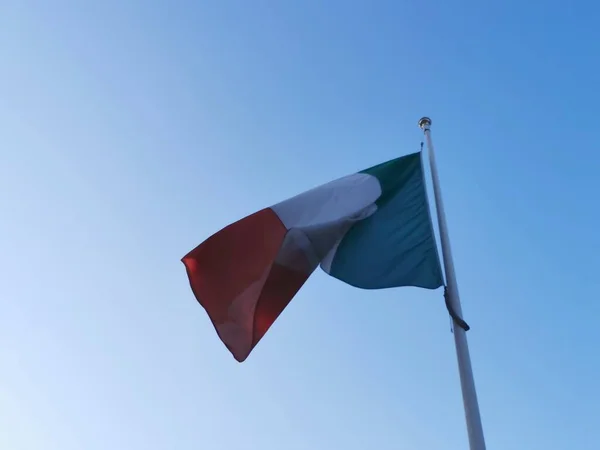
419, 117, 487, 450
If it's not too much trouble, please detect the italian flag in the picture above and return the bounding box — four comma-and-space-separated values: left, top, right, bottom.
182, 151, 443, 362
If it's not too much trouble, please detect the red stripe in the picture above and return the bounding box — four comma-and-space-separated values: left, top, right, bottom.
182, 208, 310, 362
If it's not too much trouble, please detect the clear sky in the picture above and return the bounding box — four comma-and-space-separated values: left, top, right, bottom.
2, 1, 599, 449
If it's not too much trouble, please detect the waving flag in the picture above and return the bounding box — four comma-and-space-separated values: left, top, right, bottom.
182, 151, 443, 361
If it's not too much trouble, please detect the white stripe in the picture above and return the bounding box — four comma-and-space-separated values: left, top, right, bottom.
274, 228, 321, 273
271, 173, 381, 229
271, 173, 381, 273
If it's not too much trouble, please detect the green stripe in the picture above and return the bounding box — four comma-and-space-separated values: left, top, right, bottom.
327, 152, 443, 290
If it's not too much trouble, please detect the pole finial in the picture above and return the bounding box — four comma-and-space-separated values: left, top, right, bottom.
418, 117, 432, 131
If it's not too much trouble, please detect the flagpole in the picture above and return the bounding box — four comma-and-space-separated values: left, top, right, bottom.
418, 117, 487, 450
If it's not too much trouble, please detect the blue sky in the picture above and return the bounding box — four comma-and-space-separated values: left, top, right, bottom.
1, 1, 599, 449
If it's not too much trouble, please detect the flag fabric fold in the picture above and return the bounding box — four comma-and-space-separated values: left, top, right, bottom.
182, 151, 443, 362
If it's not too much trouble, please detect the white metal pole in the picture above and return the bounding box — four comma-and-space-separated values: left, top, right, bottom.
418, 117, 487, 450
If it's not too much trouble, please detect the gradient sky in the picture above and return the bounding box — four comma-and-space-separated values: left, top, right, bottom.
2, 1, 599, 449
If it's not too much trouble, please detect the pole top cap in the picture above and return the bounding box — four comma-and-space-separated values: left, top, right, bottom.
418, 117, 432, 130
